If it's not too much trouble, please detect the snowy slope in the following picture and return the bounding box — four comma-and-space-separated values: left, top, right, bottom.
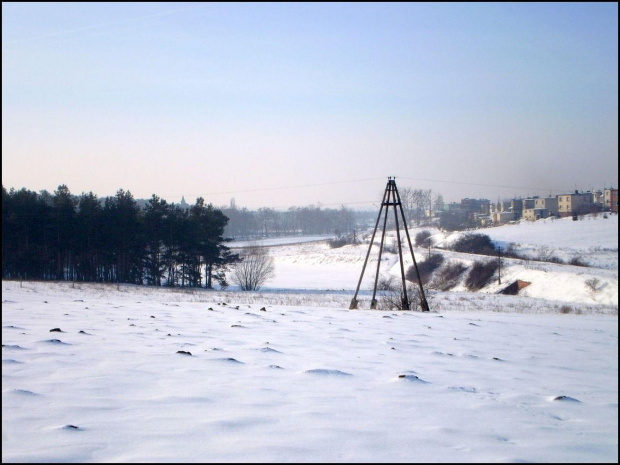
237, 213, 618, 308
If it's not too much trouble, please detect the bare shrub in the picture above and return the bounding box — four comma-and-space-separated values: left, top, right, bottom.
434, 260, 467, 290
328, 237, 348, 249
585, 278, 602, 292
378, 281, 426, 311
534, 245, 564, 264
377, 274, 396, 291
569, 256, 589, 267
560, 305, 573, 314
465, 260, 499, 291
231, 245, 275, 291
451, 233, 496, 255
406, 253, 444, 286
501, 242, 524, 259
415, 230, 432, 246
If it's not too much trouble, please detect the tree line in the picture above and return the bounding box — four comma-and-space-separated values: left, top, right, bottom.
2, 185, 238, 288
219, 189, 443, 240
220, 204, 370, 239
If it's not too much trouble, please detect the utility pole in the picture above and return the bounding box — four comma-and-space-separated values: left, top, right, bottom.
350, 177, 429, 311
498, 246, 502, 285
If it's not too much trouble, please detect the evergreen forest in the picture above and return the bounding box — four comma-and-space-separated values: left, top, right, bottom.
2, 185, 238, 288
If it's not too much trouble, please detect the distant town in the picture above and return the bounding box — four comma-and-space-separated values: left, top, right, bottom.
443, 187, 618, 230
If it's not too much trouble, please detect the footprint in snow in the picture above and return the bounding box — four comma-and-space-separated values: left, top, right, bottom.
448, 386, 477, 393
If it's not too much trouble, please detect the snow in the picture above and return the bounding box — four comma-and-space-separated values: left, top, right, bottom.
436, 213, 619, 270
2, 213, 618, 462
245, 213, 618, 308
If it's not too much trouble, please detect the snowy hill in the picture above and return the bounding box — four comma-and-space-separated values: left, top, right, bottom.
231, 213, 618, 310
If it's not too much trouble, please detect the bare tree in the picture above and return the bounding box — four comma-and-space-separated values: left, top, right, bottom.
231, 244, 275, 291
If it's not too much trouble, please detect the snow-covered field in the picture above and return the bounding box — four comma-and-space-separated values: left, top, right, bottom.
2, 213, 618, 462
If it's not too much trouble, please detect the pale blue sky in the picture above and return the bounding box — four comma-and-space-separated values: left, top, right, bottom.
2, 2, 618, 208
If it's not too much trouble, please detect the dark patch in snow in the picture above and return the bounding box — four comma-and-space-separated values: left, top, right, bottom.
255, 347, 282, 353
397, 374, 429, 383
49, 328, 63, 332
78, 330, 90, 335
553, 395, 581, 403
62, 424, 82, 431
13, 389, 38, 396
231, 324, 245, 328
177, 350, 192, 356
215, 357, 243, 363
468, 322, 480, 326
44, 339, 68, 344
304, 369, 352, 376
3, 359, 24, 364
2, 344, 26, 350
269, 365, 283, 369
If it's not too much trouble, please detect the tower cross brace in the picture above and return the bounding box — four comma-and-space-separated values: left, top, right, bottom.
350, 177, 430, 311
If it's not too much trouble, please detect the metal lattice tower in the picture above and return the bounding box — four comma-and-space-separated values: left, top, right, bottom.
350, 177, 430, 311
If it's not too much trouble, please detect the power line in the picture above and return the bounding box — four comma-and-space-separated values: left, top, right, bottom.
164, 177, 386, 200
164, 175, 574, 203
397, 177, 565, 193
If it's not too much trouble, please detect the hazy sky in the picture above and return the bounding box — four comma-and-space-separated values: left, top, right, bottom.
2, 2, 618, 209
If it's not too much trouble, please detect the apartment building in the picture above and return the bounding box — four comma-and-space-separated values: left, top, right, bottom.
557, 191, 594, 217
